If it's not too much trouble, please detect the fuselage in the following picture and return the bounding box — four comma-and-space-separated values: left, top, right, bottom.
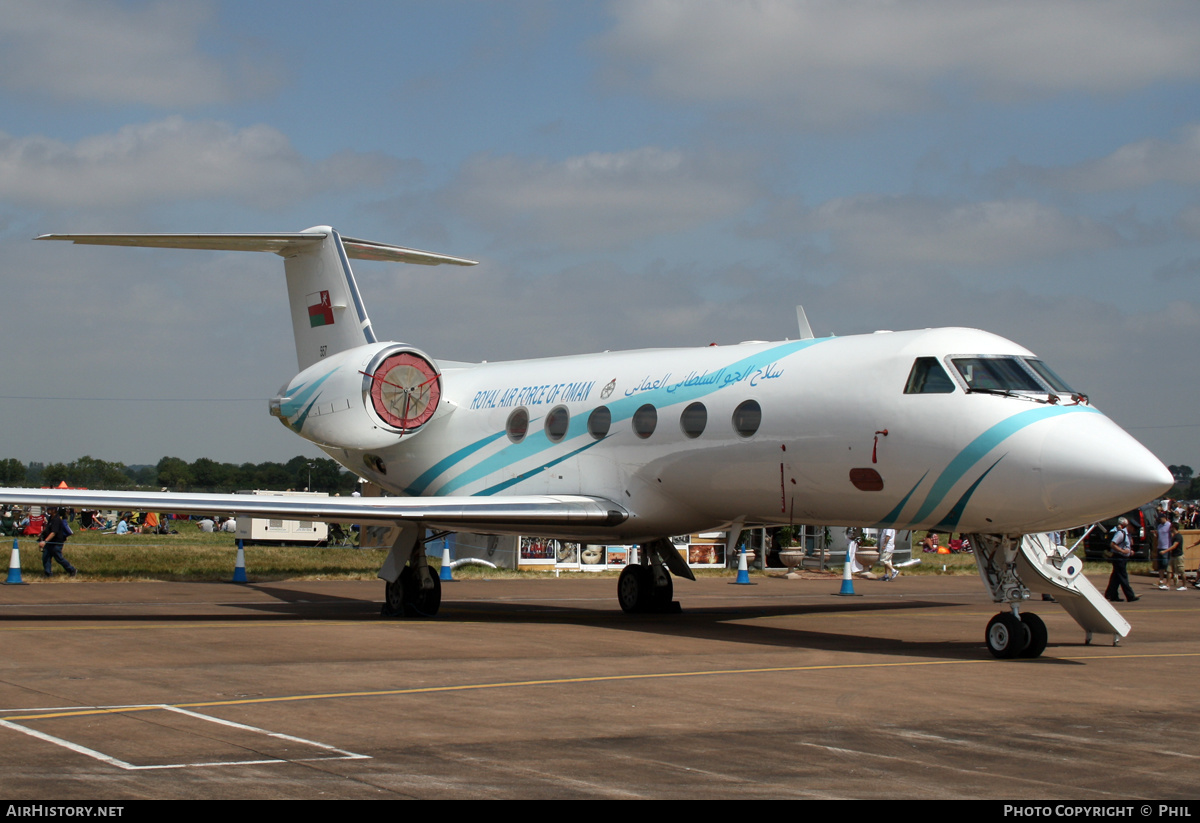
272, 325, 1173, 542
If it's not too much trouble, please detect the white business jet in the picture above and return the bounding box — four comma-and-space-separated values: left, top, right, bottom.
3, 227, 1173, 658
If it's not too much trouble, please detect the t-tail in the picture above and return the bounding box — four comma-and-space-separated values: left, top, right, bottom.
38, 227, 477, 371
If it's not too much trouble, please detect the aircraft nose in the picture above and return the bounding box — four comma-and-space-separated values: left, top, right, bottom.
1039, 410, 1173, 520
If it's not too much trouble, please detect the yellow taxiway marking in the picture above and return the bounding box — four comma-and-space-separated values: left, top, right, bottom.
0, 620, 368, 633
5, 651, 1198, 722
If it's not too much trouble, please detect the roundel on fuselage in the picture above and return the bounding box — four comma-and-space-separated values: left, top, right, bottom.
368, 351, 441, 430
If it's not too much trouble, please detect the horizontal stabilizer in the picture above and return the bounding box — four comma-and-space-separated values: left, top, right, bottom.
341, 236, 477, 266
37, 231, 478, 267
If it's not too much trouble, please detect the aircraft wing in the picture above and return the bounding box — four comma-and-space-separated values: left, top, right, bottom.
0, 488, 626, 530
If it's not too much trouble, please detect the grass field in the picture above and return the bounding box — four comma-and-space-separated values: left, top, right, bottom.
3, 521, 1147, 582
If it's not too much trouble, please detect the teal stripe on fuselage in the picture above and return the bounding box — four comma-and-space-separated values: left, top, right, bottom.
476, 437, 609, 496
904, 404, 1099, 526
401, 430, 508, 496
934, 456, 1004, 531
872, 471, 928, 528
422, 338, 828, 497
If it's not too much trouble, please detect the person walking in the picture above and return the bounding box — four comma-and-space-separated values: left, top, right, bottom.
1105, 517, 1138, 602
37, 507, 77, 578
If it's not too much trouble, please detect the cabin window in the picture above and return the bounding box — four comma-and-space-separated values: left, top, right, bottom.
633, 404, 657, 439
587, 406, 611, 440
545, 405, 570, 442
680, 402, 707, 438
732, 399, 761, 437
506, 407, 529, 443
952, 357, 1042, 392
904, 357, 956, 394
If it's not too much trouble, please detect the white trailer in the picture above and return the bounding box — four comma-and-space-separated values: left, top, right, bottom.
233, 490, 329, 545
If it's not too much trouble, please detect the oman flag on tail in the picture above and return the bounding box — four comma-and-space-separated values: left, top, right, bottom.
308, 290, 334, 327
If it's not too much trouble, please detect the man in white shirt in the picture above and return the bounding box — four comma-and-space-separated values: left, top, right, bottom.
879, 528, 899, 580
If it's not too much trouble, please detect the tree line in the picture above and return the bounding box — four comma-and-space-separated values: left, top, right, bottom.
0, 455, 359, 495
1168, 465, 1200, 501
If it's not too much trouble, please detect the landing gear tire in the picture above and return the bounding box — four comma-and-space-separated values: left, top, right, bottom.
1018, 612, 1048, 659
618, 565, 675, 613
382, 575, 404, 617
401, 565, 442, 617
649, 570, 674, 610
618, 565, 652, 613
986, 612, 1031, 659
381, 566, 442, 618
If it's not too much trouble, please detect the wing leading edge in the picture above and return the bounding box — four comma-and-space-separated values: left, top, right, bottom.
0, 488, 627, 530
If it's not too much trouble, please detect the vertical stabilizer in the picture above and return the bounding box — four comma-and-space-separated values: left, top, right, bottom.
284, 227, 376, 371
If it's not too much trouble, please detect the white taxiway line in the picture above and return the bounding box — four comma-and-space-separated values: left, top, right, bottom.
0, 705, 369, 770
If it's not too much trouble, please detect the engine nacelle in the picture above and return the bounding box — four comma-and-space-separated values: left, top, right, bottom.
269, 342, 445, 450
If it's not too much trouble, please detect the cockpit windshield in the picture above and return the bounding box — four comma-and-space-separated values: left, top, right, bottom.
905, 354, 1083, 401
951, 357, 1043, 392
1024, 359, 1075, 393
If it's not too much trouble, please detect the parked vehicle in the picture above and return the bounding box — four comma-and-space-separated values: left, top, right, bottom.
1080, 504, 1157, 560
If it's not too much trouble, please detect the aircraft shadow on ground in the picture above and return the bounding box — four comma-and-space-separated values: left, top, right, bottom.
0, 583, 1085, 663
439, 598, 1082, 662
204, 583, 1088, 662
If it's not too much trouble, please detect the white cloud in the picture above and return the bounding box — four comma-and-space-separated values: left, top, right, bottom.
0, 0, 281, 106
601, 0, 1200, 126
1045, 124, 1200, 191
445, 147, 759, 249
0, 117, 402, 209
806, 195, 1115, 267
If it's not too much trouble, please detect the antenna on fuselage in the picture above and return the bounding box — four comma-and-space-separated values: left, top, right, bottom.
795, 305, 815, 340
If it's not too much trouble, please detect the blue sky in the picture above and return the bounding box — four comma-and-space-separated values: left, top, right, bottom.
2, 0, 1199, 473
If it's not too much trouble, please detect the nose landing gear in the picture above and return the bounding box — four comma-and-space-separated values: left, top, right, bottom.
969, 532, 1127, 659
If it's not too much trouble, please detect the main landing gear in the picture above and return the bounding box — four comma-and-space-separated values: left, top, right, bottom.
615, 538, 690, 614
379, 524, 443, 618
617, 564, 677, 613
382, 565, 442, 617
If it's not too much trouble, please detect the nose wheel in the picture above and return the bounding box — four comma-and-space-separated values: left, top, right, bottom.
985, 611, 1048, 659
1019, 612, 1048, 658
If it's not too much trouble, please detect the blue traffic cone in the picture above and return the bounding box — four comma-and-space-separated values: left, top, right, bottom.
232, 539, 247, 583
835, 548, 860, 596
439, 540, 454, 582
735, 546, 752, 584
5, 538, 25, 585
